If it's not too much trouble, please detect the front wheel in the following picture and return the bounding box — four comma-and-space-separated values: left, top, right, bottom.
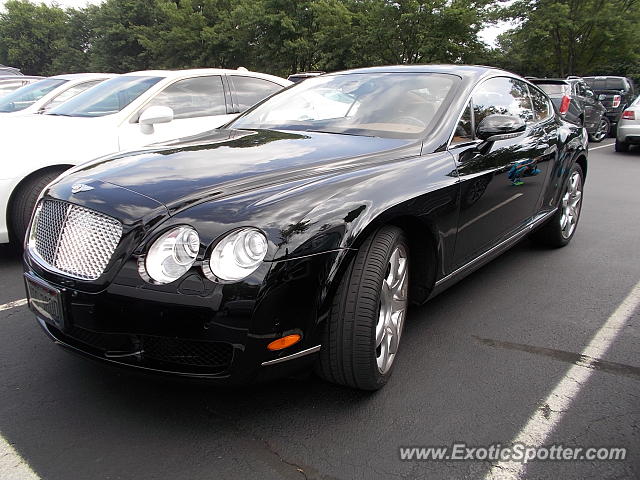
530, 164, 584, 248
316, 225, 409, 390
9, 168, 67, 245
588, 116, 610, 143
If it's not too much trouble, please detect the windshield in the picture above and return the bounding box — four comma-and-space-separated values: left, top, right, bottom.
230, 73, 459, 139
0, 78, 67, 112
47, 75, 162, 118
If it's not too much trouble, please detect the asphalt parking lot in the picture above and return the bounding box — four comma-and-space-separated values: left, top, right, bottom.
0, 139, 638, 480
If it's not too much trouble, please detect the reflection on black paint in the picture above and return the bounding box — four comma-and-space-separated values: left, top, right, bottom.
508, 158, 541, 186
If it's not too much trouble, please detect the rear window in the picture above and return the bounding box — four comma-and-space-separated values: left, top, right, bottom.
533, 83, 568, 96
584, 77, 628, 91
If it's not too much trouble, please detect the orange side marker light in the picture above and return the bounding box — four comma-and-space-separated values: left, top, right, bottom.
267, 334, 301, 351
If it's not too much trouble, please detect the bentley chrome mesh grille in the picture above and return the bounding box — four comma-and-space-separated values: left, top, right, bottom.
31, 200, 123, 280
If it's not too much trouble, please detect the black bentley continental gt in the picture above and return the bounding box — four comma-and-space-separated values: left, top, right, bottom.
24, 65, 588, 390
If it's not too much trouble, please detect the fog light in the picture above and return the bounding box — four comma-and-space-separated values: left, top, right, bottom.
267, 334, 301, 351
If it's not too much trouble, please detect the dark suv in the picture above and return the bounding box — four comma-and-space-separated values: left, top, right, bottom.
583, 76, 636, 133
531, 77, 609, 142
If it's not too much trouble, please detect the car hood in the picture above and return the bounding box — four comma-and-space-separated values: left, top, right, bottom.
63, 129, 418, 214
0, 112, 117, 145
0, 112, 103, 129
0, 114, 117, 166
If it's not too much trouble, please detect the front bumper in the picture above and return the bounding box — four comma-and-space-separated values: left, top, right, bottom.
24, 249, 342, 383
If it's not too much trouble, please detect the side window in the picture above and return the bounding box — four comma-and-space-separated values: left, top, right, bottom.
145, 76, 226, 120
576, 82, 587, 96
473, 77, 534, 125
231, 76, 282, 112
44, 80, 102, 112
451, 100, 474, 145
529, 86, 552, 121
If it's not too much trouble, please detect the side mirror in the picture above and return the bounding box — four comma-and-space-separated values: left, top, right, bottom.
476, 114, 526, 142
139, 106, 174, 134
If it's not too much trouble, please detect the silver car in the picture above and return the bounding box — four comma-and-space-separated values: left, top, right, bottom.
615, 95, 640, 152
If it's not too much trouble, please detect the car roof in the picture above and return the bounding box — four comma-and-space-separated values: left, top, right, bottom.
0, 75, 44, 82
49, 73, 117, 81
583, 75, 629, 80
328, 64, 516, 80
530, 78, 571, 84
123, 68, 291, 85
0, 65, 21, 75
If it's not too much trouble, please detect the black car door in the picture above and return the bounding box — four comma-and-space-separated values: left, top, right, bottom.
448, 76, 551, 268
577, 81, 598, 130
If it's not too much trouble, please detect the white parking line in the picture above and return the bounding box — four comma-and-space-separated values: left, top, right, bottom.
0, 299, 27, 313
485, 278, 640, 480
0, 433, 40, 480
590, 142, 615, 151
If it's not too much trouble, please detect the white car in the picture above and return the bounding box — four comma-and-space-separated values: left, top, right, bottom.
0, 76, 45, 98
0, 68, 291, 243
615, 95, 640, 152
0, 73, 114, 116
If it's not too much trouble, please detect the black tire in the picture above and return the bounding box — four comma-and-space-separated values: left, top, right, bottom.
9, 169, 67, 244
316, 225, 409, 390
615, 138, 630, 152
588, 116, 610, 143
530, 163, 584, 248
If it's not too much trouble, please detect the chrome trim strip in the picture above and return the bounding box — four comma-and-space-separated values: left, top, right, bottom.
269, 248, 355, 264
435, 208, 557, 287
261, 345, 321, 366
105, 350, 144, 358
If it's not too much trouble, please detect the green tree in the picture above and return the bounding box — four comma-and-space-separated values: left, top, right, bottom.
89, 0, 163, 72
493, 0, 640, 78
0, 0, 494, 77
0, 0, 87, 75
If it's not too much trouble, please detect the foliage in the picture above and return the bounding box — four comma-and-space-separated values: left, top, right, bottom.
0, 0, 638, 82
0, 0, 494, 76
493, 0, 640, 79
0, 0, 86, 75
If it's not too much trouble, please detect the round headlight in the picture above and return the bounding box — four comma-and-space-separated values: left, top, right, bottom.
205, 228, 268, 282
141, 226, 200, 284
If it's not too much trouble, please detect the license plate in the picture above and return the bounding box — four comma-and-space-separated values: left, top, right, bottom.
25, 274, 65, 330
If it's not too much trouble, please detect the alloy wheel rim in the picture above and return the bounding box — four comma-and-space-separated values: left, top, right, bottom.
560, 171, 582, 239
376, 244, 408, 374
594, 119, 608, 141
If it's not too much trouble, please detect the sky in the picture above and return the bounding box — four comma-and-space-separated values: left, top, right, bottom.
479, 20, 517, 47
0, 0, 514, 47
